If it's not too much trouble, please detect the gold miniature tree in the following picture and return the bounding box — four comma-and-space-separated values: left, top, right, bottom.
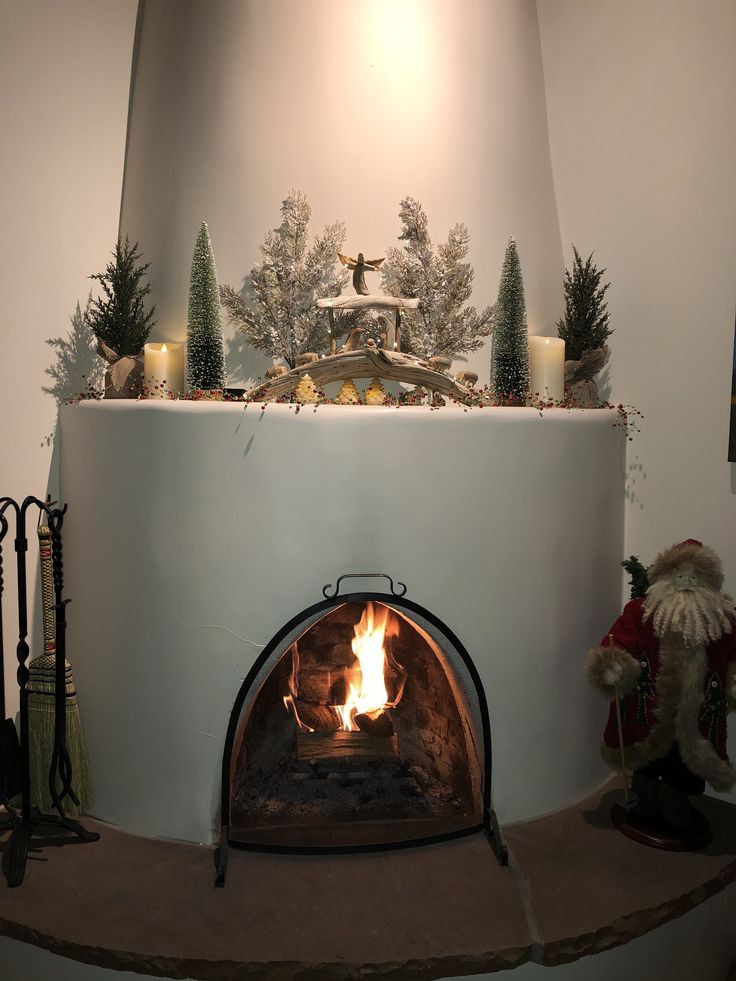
295, 373, 319, 404
336, 379, 361, 404
364, 378, 387, 405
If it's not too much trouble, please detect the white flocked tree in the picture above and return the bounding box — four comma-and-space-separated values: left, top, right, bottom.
380, 196, 495, 360
220, 190, 363, 368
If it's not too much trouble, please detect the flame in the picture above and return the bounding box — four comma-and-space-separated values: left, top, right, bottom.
161, 343, 168, 352
334, 603, 398, 732
283, 693, 314, 732
282, 642, 314, 732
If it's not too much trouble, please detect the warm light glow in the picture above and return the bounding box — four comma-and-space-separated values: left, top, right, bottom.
161, 343, 168, 352
359, 0, 438, 130
528, 335, 565, 401
334, 603, 399, 731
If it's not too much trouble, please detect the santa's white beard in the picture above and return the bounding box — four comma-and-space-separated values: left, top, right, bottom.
643, 580, 733, 646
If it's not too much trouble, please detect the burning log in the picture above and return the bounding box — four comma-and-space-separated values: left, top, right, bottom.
298, 731, 398, 762
354, 710, 394, 738
291, 701, 340, 732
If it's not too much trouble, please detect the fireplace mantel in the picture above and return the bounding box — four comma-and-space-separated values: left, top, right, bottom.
60, 402, 625, 843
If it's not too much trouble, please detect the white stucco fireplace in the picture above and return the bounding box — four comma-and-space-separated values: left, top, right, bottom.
59, 400, 625, 846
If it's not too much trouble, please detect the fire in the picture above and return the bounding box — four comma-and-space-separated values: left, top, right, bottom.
282, 642, 314, 732
283, 694, 314, 733
334, 602, 399, 732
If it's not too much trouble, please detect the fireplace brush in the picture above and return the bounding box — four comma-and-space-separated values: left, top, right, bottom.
26, 521, 92, 815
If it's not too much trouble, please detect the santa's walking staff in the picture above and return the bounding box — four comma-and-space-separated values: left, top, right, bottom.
610, 634, 636, 807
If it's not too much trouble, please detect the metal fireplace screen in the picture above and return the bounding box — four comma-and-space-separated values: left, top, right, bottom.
217, 581, 505, 881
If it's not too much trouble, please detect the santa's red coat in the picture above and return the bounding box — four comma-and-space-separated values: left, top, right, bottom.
601, 598, 736, 762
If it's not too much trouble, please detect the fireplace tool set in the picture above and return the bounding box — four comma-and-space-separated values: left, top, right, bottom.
0, 496, 99, 888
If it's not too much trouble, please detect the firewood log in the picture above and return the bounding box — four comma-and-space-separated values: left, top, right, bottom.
355, 711, 394, 738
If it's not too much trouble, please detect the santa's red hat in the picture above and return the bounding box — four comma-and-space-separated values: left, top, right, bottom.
647, 539, 724, 592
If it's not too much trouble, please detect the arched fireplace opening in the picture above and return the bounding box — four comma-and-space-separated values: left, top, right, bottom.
217, 584, 506, 882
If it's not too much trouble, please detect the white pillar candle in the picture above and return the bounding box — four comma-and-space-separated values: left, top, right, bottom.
144, 342, 186, 398
528, 336, 565, 402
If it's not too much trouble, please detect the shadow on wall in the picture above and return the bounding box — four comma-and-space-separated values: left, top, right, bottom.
223, 274, 271, 388
41, 296, 103, 505
626, 456, 645, 512
224, 326, 269, 390
42, 297, 103, 422
596, 364, 611, 404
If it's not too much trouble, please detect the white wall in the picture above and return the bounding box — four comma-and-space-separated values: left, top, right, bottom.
537, 0, 736, 803
120, 0, 564, 385
0, 0, 138, 714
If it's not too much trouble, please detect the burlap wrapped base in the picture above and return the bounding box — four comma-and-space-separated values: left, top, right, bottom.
98, 340, 143, 398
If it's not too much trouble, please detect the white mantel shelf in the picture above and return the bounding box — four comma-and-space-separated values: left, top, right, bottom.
60, 401, 626, 844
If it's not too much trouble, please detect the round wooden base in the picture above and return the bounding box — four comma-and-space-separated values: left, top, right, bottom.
611, 802, 712, 851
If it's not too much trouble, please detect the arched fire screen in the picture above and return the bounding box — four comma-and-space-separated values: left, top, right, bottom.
216, 575, 507, 884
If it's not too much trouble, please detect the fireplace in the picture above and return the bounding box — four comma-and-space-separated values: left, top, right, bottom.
217, 576, 504, 880
60, 402, 625, 855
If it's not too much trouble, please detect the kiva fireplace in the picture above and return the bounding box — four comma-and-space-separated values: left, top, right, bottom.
217, 574, 506, 883
58, 402, 625, 870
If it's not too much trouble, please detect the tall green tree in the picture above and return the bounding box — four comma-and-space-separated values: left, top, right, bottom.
86, 237, 156, 356
556, 246, 612, 361
491, 238, 529, 401
187, 222, 226, 390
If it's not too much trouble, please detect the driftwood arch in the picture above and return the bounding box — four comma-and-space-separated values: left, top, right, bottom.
244, 347, 475, 403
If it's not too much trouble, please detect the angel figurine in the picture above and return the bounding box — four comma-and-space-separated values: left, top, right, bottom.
338, 252, 384, 296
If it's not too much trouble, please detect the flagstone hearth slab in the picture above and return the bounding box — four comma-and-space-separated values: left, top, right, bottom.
502, 787, 736, 967
1, 782, 735, 980
0, 826, 530, 980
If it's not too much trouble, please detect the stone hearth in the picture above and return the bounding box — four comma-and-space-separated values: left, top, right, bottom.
1, 784, 735, 979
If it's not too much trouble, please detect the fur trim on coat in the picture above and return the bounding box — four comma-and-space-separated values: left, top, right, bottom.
601, 632, 736, 793
647, 540, 724, 592
586, 645, 640, 697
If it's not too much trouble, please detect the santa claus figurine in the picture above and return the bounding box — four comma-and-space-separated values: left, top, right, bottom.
587, 539, 736, 834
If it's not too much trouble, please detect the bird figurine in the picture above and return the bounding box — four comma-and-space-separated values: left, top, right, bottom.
338, 327, 367, 353
338, 252, 385, 295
